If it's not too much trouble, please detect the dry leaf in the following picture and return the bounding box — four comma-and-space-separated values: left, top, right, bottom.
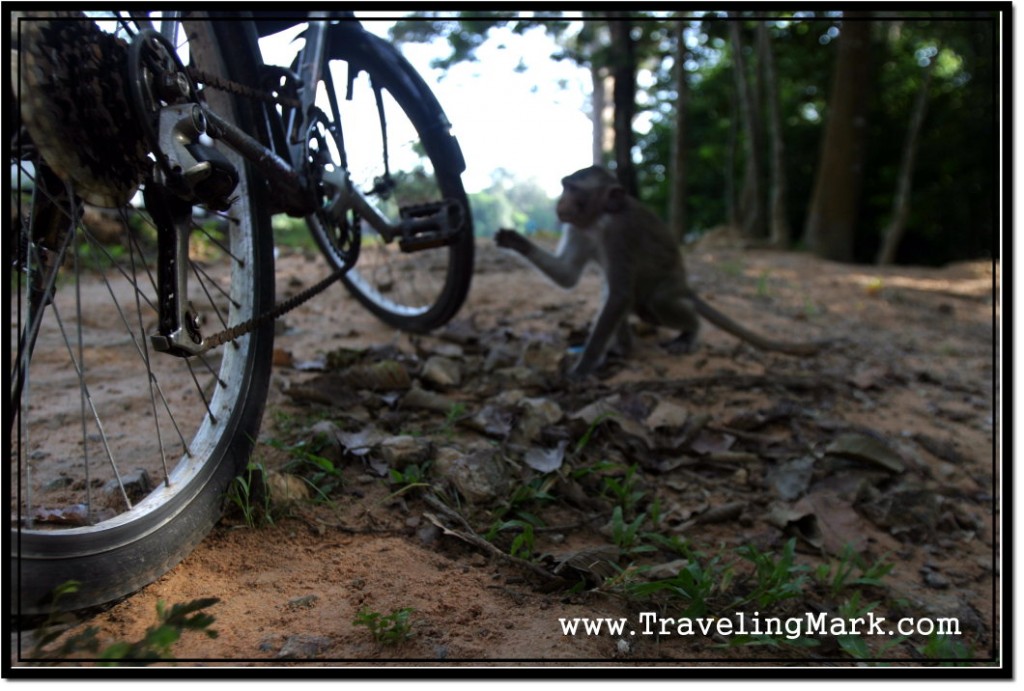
524, 441, 569, 473
826, 433, 905, 473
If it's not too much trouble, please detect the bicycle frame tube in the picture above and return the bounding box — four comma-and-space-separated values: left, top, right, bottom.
200, 15, 452, 244
286, 13, 329, 166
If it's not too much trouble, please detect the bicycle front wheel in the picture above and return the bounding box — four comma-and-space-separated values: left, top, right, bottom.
307, 23, 475, 333
12, 14, 274, 615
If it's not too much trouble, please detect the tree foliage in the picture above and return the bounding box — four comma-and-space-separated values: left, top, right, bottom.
468, 170, 559, 236
391, 10, 999, 265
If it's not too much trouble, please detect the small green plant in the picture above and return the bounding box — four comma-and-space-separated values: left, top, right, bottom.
486, 474, 557, 528
273, 438, 344, 501
642, 530, 690, 557
832, 591, 906, 661
609, 506, 655, 555
756, 270, 773, 297
30, 581, 218, 664
802, 296, 821, 318
814, 544, 894, 597
492, 518, 537, 560
353, 607, 415, 645
601, 463, 647, 518
437, 402, 467, 440
626, 549, 731, 618
573, 413, 616, 454
734, 538, 809, 608
917, 632, 973, 664
385, 462, 432, 502
100, 598, 220, 662
226, 460, 274, 528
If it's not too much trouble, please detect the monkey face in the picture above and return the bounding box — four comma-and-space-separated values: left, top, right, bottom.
556, 166, 626, 226
555, 183, 590, 224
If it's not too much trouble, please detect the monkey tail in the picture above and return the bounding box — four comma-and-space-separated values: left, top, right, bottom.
692, 296, 827, 355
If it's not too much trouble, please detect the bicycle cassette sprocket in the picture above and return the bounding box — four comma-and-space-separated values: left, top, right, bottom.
16, 13, 151, 207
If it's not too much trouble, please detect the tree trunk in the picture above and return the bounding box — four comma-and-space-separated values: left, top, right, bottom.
803, 14, 872, 262
590, 64, 610, 167
876, 54, 936, 265
669, 21, 690, 242
729, 20, 765, 238
725, 88, 738, 229
758, 22, 791, 247
609, 16, 637, 196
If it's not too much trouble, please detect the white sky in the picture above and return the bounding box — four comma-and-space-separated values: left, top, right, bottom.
261, 18, 594, 197
366, 20, 595, 196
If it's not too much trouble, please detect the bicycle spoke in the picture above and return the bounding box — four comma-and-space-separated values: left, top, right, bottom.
13, 12, 276, 614
50, 293, 131, 514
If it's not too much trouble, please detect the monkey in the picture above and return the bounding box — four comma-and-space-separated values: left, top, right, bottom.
495, 165, 826, 378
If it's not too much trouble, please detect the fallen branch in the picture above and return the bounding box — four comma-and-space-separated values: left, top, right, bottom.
623, 373, 839, 395
422, 493, 569, 588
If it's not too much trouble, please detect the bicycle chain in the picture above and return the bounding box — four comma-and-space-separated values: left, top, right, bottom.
202, 264, 350, 351
188, 66, 303, 109
188, 67, 348, 353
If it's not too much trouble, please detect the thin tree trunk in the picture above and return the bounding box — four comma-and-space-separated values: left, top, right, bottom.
876, 54, 936, 265
591, 65, 609, 167
725, 88, 738, 229
803, 14, 872, 262
669, 20, 690, 242
609, 16, 637, 196
729, 20, 765, 238
758, 22, 792, 247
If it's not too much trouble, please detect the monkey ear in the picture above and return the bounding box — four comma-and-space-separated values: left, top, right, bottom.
604, 185, 627, 213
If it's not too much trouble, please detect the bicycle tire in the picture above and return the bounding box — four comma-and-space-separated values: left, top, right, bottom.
308, 24, 475, 333
11, 15, 274, 616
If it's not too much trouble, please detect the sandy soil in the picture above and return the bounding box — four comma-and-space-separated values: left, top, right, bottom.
13, 237, 1000, 669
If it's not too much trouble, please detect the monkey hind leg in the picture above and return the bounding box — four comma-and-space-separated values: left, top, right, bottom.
662, 330, 700, 355
610, 320, 634, 357
647, 291, 702, 355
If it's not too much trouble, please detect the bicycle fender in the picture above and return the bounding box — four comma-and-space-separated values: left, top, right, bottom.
325, 22, 467, 175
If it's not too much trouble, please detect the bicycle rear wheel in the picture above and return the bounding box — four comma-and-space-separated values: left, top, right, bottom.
11, 14, 274, 615
306, 24, 475, 333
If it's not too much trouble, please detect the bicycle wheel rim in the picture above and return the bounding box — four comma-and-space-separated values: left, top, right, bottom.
11, 14, 273, 615
305, 30, 474, 333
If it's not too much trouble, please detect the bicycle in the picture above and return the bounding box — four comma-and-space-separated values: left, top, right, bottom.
10, 10, 474, 614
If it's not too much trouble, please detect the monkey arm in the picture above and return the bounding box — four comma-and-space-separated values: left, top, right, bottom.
495, 227, 593, 289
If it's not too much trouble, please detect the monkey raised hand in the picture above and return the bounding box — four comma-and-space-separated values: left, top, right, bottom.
496, 166, 827, 378
494, 228, 533, 255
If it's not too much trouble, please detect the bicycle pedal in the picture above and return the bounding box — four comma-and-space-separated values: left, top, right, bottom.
397, 200, 462, 252
399, 231, 455, 252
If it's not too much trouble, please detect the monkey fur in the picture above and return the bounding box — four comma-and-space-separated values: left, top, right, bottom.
495, 165, 826, 377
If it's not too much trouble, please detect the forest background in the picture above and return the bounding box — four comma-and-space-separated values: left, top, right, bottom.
381, 9, 999, 267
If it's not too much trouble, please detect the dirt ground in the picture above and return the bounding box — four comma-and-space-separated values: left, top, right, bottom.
15, 236, 1000, 670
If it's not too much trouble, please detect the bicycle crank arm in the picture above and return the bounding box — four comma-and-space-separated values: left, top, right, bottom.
203, 107, 311, 216
145, 183, 207, 357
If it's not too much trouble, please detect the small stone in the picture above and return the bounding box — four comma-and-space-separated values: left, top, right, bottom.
276, 634, 332, 659
44, 476, 74, 492
266, 471, 311, 506
102, 468, 151, 507
286, 594, 319, 610
421, 356, 463, 388
433, 447, 510, 504
378, 435, 432, 468
402, 385, 457, 413
922, 569, 950, 590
